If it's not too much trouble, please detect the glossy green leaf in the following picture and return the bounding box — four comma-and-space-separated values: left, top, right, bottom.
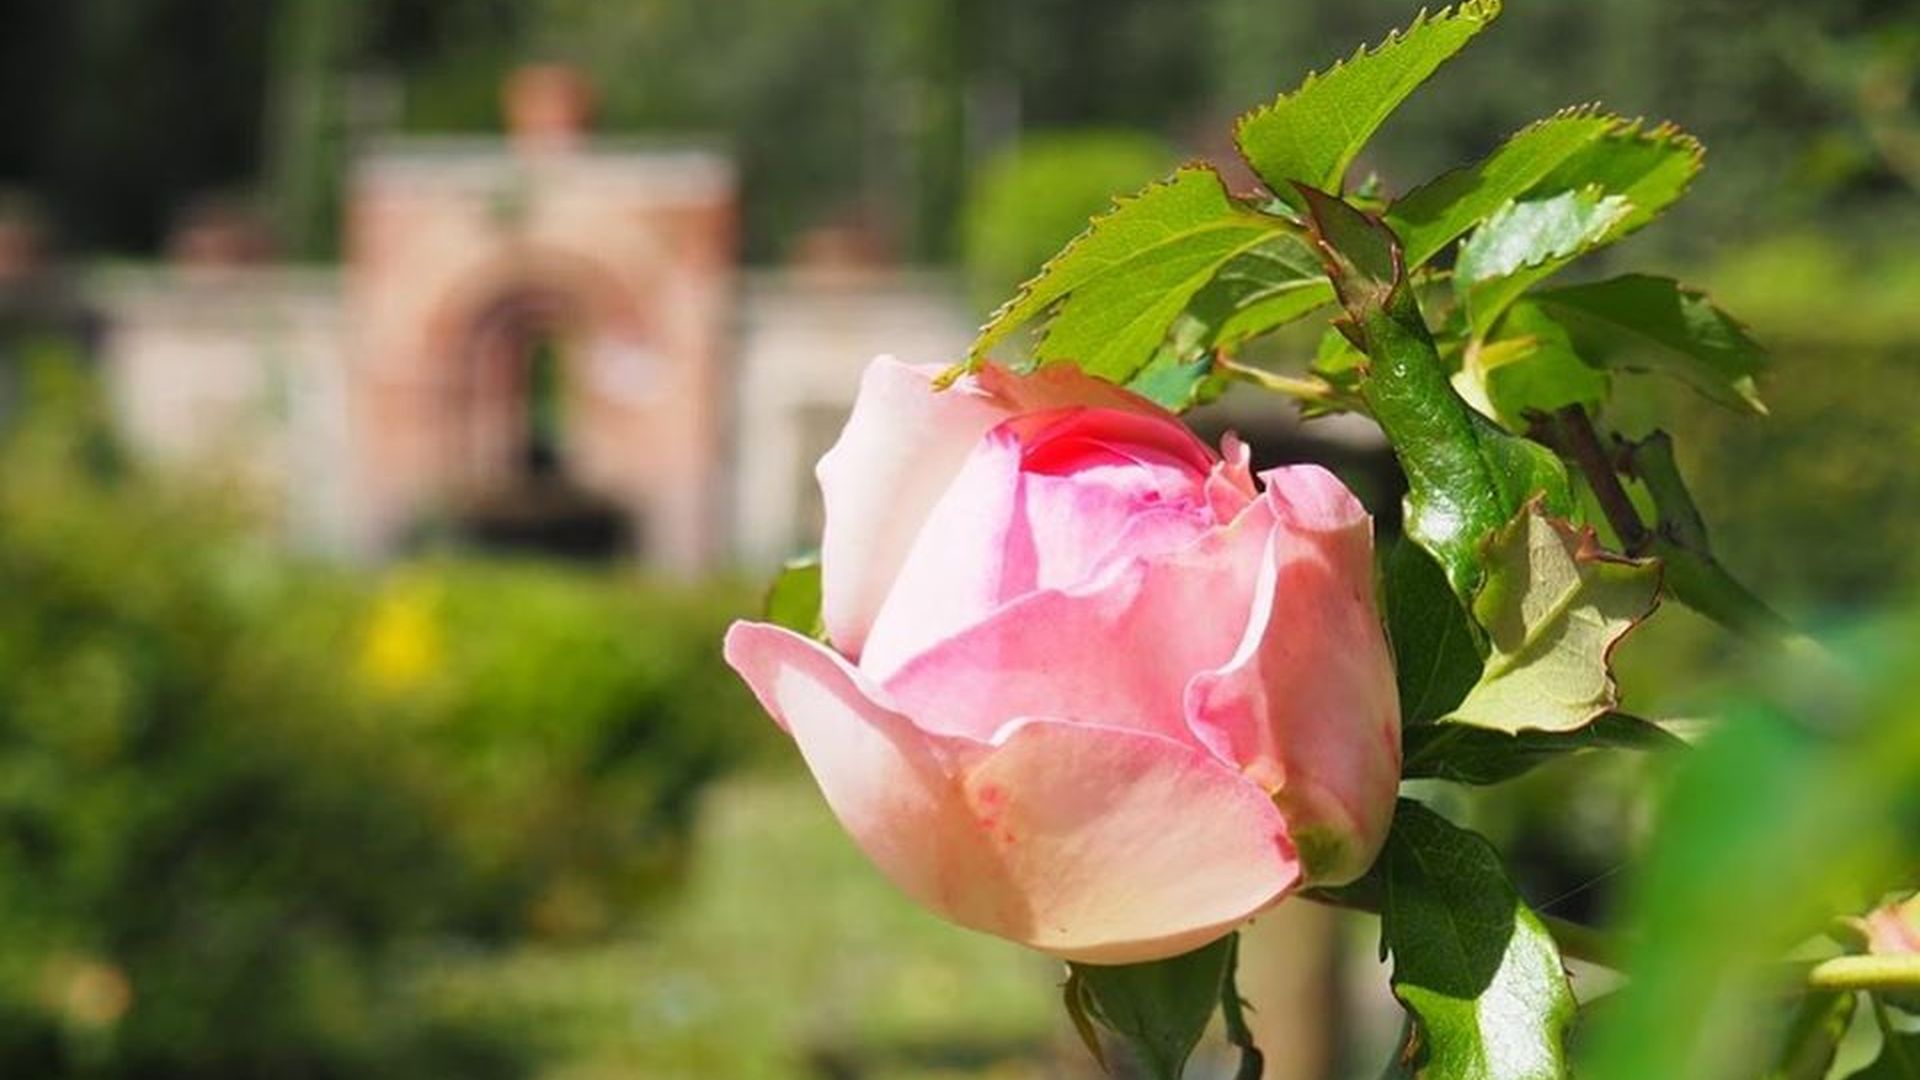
1298, 186, 1569, 601
1236, 0, 1503, 208
763, 555, 823, 639
969, 165, 1286, 385
1533, 274, 1768, 413
1070, 935, 1234, 1080
1403, 711, 1684, 784
1383, 538, 1483, 726
1381, 799, 1576, 1080
1444, 504, 1660, 734
1456, 188, 1632, 336
1123, 341, 1223, 411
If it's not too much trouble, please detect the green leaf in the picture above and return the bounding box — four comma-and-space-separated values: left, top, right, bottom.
1847, 1005, 1920, 1080
1297, 186, 1570, 601
1580, 620, 1920, 1079
1387, 108, 1622, 268
1070, 935, 1234, 1080
1531, 119, 1704, 239
969, 165, 1287, 385
1771, 991, 1857, 1080
1444, 504, 1660, 734
1383, 539, 1483, 725
763, 555, 823, 639
1403, 711, 1685, 784
1301, 325, 1371, 418
1458, 301, 1609, 424
1456, 188, 1632, 337
1218, 934, 1267, 1080
1236, 0, 1504, 208
1463, 121, 1705, 331
1386, 111, 1701, 275
1381, 800, 1576, 1080
1533, 274, 1768, 414
1192, 231, 1336, 351
1123, 343, 1223, 411
1123, 231, 1330, 410
1061, 968, 1110, 1073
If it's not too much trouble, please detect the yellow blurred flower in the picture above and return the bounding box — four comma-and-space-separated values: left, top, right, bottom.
360, 574, 444, 692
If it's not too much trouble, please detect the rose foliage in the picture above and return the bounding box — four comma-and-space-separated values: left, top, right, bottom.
725, 2, 1920, 1077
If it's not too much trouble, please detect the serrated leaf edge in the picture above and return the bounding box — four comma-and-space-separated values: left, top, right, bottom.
1231, 0, 1506, 193
1458, 184, 1634, 287
967, 161, 1272, 368
1391, 105, 1704, 250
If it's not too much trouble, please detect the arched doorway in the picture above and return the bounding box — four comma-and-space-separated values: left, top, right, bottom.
435, 286, 632, 559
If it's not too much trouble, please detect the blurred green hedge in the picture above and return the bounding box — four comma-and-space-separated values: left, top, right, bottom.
0, 362, 766, 1077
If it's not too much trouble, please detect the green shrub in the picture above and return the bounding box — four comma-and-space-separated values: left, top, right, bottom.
0, 364, 763, 1077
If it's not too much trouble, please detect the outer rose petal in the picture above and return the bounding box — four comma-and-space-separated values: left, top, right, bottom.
1185, 466, 1401, 885
857, 426, 1028, 681
819, 358, 1178, 658
723, 620, 1020, 933
723, 620, 1301, 963
817, 357, 1010, 657
952, 718, 1300, 963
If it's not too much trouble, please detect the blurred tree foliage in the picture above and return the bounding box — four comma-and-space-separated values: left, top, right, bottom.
0, 358, 767, 1077
1, 0, 1914, 261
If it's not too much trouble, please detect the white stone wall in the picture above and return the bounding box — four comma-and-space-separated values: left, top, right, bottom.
729, 267, 978, 571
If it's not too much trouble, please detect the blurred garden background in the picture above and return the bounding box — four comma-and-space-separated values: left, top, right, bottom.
0, 1, 1916, 1076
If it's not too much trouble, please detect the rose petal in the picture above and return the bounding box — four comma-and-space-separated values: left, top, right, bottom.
1184, 465, 1400, 885
953, 718, 1300, 963
817, 357, 1011, 658
722, 620, 1022, 932
1206, 433, 1258, 522
724, 620, 1300, 963
860, 404, 1225, 680
857, 426, 1032, 681
880, 496, 1279, 743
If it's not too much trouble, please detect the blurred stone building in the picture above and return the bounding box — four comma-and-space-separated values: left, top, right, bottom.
94, 66, 976, 572
88, 66, 1383, 581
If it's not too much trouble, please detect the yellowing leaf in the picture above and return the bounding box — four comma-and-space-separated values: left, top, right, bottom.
1444, 504, 1660, 734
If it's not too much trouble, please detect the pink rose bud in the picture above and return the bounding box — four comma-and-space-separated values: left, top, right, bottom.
724, 356, 1400, 963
